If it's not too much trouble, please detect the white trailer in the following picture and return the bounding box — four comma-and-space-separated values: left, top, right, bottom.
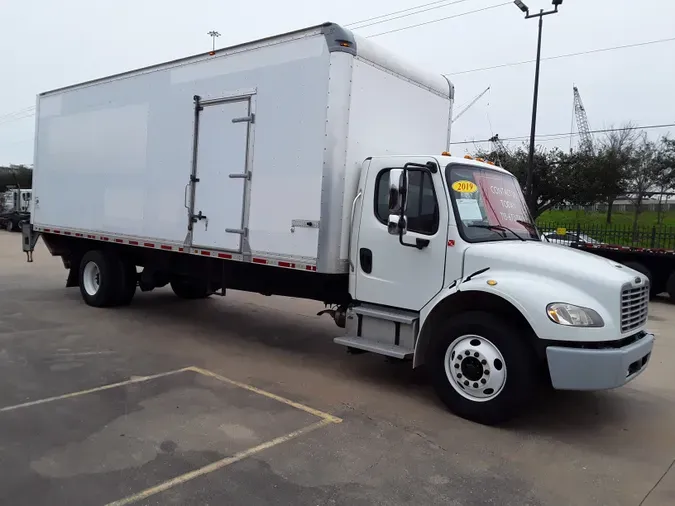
23, 23, 654, 425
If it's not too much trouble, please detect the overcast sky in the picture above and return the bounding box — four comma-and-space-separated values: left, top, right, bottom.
1, 0, 673, 164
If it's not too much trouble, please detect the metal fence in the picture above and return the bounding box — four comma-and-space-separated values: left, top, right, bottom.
537, 222, 675, 250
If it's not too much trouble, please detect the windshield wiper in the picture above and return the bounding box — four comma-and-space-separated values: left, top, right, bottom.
468, 224, 526, 242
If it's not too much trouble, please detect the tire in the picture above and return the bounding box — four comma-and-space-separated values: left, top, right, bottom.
428, 311, 537, 426
666, 270, 675, 301
170, 277, 211, 300
116, 259, 137, 306
623, 261, 657, 298
79, 250, 124, 307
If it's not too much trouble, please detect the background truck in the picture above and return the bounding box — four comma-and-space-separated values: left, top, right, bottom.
1, 188, 31, 231
23, 22, 654, 425
541, 223, 675, 300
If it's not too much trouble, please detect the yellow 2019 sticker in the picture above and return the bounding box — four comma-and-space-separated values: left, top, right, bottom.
452, 180, 478, 193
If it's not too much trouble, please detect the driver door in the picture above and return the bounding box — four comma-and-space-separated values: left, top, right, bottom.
354, 157, 449, 311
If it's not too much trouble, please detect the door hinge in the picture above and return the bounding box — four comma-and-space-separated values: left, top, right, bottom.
229, 172, 251, 180
232, 113, 255, 124
190, 175, 200, 183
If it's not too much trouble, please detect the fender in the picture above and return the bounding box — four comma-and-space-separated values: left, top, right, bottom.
413, 269, 621, 368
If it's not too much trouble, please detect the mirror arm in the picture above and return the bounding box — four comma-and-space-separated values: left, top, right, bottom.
399, 231, 430, 250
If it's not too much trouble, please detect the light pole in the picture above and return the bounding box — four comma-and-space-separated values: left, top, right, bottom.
207, 31, 221, 53
514, 0, 562, 209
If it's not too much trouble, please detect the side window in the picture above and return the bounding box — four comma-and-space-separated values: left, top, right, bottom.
375, 169, 439, 235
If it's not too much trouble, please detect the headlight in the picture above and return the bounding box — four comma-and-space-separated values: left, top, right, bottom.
546, 303, 604, 327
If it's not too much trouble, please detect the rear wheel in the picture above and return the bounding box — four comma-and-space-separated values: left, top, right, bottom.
79, 250, 124, 307
116, 259, 137, 305
429, 311, 537, 425
170, 277, 211, 299
666, 270, 675, 301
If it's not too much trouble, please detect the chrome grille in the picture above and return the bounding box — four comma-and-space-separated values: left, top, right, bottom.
621, 284, 649, 333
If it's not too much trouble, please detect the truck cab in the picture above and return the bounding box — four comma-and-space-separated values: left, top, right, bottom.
339, 154, 654, 424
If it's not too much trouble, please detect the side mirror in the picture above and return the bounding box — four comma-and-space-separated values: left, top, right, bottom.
387, 168, 408, 236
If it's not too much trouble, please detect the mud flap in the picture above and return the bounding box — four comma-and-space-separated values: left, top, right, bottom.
66, 266, 79, 287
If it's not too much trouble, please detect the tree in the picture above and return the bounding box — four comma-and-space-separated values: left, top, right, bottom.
654, 136, 675, 224
476, 144, 587, 219
592, 125, 638, 224
622, 134, 662, 235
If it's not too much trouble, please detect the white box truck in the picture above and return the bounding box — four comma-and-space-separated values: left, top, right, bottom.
22, 23, 654, 424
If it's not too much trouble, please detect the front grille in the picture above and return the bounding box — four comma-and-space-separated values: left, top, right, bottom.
621, 284, 649, 333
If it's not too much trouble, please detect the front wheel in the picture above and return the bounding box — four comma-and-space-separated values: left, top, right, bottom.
429, 311, 537, 425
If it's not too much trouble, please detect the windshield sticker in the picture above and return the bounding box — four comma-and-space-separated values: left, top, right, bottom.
473, 173, 528, 226
451, 180, 478, 193
456, 199, 483, 221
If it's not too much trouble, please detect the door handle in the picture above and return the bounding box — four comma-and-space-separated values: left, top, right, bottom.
192, 211, 209, 230
359, 248, 373, 274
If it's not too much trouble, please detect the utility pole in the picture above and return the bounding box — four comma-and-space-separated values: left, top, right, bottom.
514, 0, 563, 209
207, 31, 221, 53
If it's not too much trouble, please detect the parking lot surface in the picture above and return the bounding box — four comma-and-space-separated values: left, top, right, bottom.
1, 231, 674, 505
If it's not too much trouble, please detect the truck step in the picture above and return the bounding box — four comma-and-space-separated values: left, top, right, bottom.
334, 336, 413, 359
353, 304, 418, 324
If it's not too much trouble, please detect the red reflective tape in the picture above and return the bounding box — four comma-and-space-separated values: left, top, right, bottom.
53, 230, 61, 234
252, 258, 267, 264
64, 231, 71, 236
218, 253, 232, 259
160, 245, 172, 251
143, 242, 154, 247
447, 240, 455, 247
43, 228, 51, 232
87, 235, 95, 239
102, 237, 110, 241
129, 240, 139, 246
278, 261, 294, 268
305, 265, 317, 271
115, 239, 123, 243
178, 248, 184, 252
200, 250, 211, 256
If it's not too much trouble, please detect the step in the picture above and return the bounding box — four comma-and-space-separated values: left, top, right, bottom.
334, 336, 413, 359
353, 304, 418, 324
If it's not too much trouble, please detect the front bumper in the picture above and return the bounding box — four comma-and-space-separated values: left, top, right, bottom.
546, 333, 654, 390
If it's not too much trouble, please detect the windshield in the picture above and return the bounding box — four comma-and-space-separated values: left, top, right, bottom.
446, 164, 539, 242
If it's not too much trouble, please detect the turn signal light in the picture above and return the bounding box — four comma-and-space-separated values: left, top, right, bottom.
464, 155, 473, 160
441, 151, 451, 156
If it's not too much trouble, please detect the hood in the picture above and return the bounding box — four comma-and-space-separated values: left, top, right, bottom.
463, 241, 643, 291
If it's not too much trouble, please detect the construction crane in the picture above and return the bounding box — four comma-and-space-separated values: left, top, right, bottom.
573, 85, 594, 154
488, 134, 508, 166
451, 86, 490, 124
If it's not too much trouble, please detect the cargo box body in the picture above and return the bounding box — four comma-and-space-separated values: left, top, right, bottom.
31, 23, 453, 274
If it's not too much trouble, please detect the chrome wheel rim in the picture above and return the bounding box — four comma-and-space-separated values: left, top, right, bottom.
82, 261, 101, 296
444, 334, 507, 402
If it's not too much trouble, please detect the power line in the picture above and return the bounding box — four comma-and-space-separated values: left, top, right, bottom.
446, 36, 675, 76
0, 106, 35, 123
0, 112, 35, 126
0, 111, 35, 127
348, 0, 475, 30
366, 2, 510, 38
450, 122, 675, 145
346, 0, 471, 27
